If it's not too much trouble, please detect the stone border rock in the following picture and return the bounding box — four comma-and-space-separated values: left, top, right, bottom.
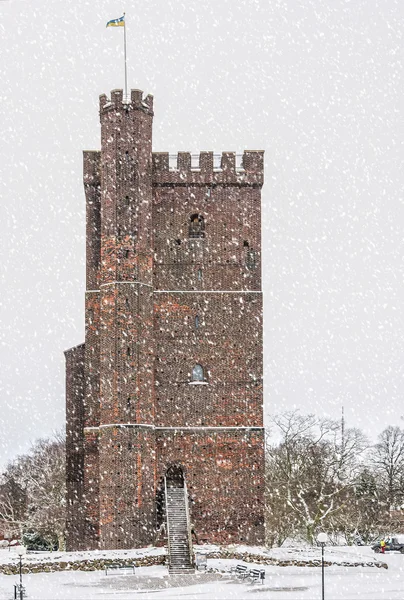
0, 548, 387, 575
203, 550, 388, 570
0, 554, 166, 576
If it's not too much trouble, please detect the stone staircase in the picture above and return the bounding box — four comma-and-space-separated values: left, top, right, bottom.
166, 486, 194, 574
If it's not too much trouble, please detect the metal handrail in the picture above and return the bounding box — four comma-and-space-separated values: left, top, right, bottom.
183, 479, 194, 564
164, 477, 171, 560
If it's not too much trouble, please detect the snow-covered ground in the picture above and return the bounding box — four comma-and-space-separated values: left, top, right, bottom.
0, 546, 402, 599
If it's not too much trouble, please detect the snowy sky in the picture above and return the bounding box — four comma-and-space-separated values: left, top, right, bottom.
1, 0, 404, 468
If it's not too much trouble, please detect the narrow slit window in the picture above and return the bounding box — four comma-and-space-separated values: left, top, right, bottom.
197, 269, 202, 281
246, 249, 257, 270
195, 315, 199, 329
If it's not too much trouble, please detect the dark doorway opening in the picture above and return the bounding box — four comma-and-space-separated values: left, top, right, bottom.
165, 465, 184, 488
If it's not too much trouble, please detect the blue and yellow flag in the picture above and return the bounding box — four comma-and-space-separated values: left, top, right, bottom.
106, 15, 125, 28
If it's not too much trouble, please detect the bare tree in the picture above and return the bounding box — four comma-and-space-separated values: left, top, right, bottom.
0, 433, 66, 550
0, 476, 27, 539
372, 426, 404, 510
329, 467, 382, 545
266, 411, 368, 545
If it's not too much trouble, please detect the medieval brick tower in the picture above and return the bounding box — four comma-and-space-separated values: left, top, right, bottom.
65, 88, 265, 552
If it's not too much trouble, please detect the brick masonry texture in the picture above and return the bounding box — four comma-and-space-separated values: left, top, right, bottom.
65, 88, 265, 550
65, 344, 85, 550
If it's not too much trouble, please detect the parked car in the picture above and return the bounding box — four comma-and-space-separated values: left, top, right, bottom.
372, 536, 404, 553
353, 534, 365, 546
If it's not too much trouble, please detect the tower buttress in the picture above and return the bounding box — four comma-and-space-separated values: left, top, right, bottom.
83, 149, 101, 548
98, 89, 155, 548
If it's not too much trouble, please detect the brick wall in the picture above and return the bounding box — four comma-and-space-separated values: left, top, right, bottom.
154, 292, 262, 427
156, 429, 265, 544
153, 183, 261, 292
65, 343, 85, 550
97, 427, 156, 549
152, 158, 264, 545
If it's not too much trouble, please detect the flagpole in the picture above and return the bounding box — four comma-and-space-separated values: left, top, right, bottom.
123, 12, 128, 100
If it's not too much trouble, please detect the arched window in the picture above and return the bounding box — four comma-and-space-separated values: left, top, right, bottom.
192, 364, 204, 381
189, 214, 205, 239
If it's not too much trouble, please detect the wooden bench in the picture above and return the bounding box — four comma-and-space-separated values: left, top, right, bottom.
105, 563, 136, 576
195, 553, 207, 571
230, 564, 250, 579
249, 568, 265, 584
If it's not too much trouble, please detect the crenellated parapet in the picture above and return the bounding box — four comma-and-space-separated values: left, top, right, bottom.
99, 89, 154, 116
152, 150, 264, 186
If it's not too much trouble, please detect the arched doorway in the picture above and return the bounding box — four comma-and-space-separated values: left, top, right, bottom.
165, 465, 184, 488
164, 465, 194, 572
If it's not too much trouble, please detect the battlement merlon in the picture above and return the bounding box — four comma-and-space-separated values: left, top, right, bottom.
152, 151, 264, 187
83, 151, 101, 187
99, 89, 154, 116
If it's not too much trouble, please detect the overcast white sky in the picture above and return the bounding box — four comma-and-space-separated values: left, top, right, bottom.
1, 0, 404, 468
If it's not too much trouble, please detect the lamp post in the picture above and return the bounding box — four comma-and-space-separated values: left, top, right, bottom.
17, 546, 26, 600
317, 532, 327, 600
